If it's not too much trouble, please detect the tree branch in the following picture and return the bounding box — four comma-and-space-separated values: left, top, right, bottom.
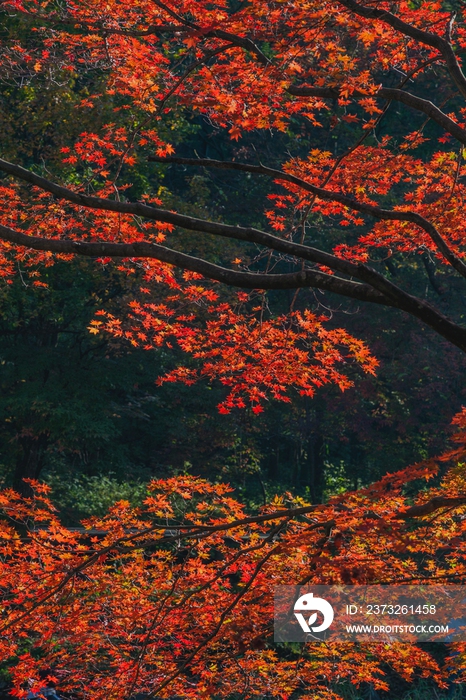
288, 85, 466, 145
2, 156, 466, 349
338, 0, 466, 100
202, 29, 270, 65
396, 496, 466, 519
147, 0, 270, 63
0, 158, 423, 286
2, 221, 466, 352
150, 155, 466, 280
0, 158, 365, 279
0, 223, 393, 301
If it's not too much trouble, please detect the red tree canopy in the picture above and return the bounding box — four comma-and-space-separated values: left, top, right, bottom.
1, 0, 466, 408
2, 411, 466, 698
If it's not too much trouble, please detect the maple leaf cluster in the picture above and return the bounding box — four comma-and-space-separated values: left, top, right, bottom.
91, 285, 377, 412
1, 0, 466, 395
1, 413, 466, 698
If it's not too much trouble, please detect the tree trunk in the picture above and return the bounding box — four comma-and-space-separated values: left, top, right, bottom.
307, 434, 325, 503
13, 433, 48, 496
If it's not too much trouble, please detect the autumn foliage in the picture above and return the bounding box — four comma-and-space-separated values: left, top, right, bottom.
0, 411, 466, 699
2, 0, 466, 404
3, 0, 466, 696
93, 286, 377, 413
